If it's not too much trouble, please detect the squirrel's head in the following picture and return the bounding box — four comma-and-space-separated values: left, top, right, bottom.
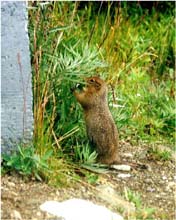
85, 76, 107, 95
73, 76, 108, 108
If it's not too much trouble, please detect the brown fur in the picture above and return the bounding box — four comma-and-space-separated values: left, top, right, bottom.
73, 76, 119, 164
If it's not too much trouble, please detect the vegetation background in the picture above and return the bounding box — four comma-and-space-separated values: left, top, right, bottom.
2, 1, 175, 185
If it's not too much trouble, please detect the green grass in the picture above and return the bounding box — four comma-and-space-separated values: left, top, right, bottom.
147, 145, 172, 161
30, 2, 174, 178
124, 188, 156, 220
3, 2, 174, 185
2, 145, 51, 181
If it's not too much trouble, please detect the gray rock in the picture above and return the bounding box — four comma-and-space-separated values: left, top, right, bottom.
111, 164, 131, 171
1, 1, 33, 153
123, 153, 133, 158
40, 199, 124, 220
11, 210, 22, 220
117, 173, 131, 178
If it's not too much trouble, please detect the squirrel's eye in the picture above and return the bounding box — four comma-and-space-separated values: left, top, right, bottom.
89, 79, 94, 83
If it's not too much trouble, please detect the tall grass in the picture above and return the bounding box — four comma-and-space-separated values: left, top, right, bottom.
27, 2, 175, 184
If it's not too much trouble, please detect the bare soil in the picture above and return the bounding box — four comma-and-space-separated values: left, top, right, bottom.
1, 142, 176, 220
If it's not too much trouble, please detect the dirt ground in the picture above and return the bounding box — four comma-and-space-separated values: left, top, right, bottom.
1, 142, 176, 220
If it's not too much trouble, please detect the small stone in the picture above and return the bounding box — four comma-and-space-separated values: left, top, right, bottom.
111, 164, 131, 171
146, 187, 155, 192
162, 176, 167, 180
155, 194, 160, 198
123, 153, 133, 158
166, 182, 175, 191
7, 182, 15, 187
56, 190, 60, 196
11, 210, 22, 220
117, 173, 131, 178
146, 164, 152, 172
36, 211, 41, 216
11, 191, 18, 196
144, 179, 153, 184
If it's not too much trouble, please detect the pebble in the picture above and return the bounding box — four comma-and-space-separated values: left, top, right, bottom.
36, 211, 41, 216
146, 187, 155, 192
146, 164, 152, 172
162, 176, 167, 180
123, 153, 133, 158
117, 173, 131, 178
11, 191, 18, 196
11, 210, 22, 220
111, 164, 131, 171
144, 178, 153, 184
7, 182, 15, 187
56, 190, 60, 196
166, 182, 175, 191
155, 194, 160, 198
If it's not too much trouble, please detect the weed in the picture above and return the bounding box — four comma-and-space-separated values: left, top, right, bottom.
147, 145, 172, 161
124, 187, 142, 209
2, 145, 51, 181
84, 172, 99, 185
124, 187, 156, 220
74, 143, 98, 165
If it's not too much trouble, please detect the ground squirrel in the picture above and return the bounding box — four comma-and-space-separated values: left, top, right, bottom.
73, 76, 119, 164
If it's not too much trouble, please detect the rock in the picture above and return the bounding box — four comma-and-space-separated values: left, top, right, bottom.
162, 176, 167, 180
36, 211, 42, 216
146, 164, 152, 172
40, 198, 123, 220
144, 178, 153, 184
117, 173, 131, 178
7, 182, 15, 187
166, 182, 176, 191
111, 164, 131, 171
123, 153, 133, 158
155, 194, 160, 198
96, 185, 135, 215
146, 187, 155, 192
11, 210, 22, 220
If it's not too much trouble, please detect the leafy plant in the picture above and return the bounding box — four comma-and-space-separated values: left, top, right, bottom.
84, 172, 99, 185
124, 188, 156, 220
124, 187, 142, 209
147, 145, 172, 161
74, 143, 98, 164
2, 145, 52, 181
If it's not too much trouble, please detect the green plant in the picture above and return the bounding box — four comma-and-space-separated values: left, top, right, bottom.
74, 143, 98, 164
2, 145, 52, 181
124, 187, 142, 209
147, 145, 172, 161
84, 172, 99, 184
124, 188, 156, 220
